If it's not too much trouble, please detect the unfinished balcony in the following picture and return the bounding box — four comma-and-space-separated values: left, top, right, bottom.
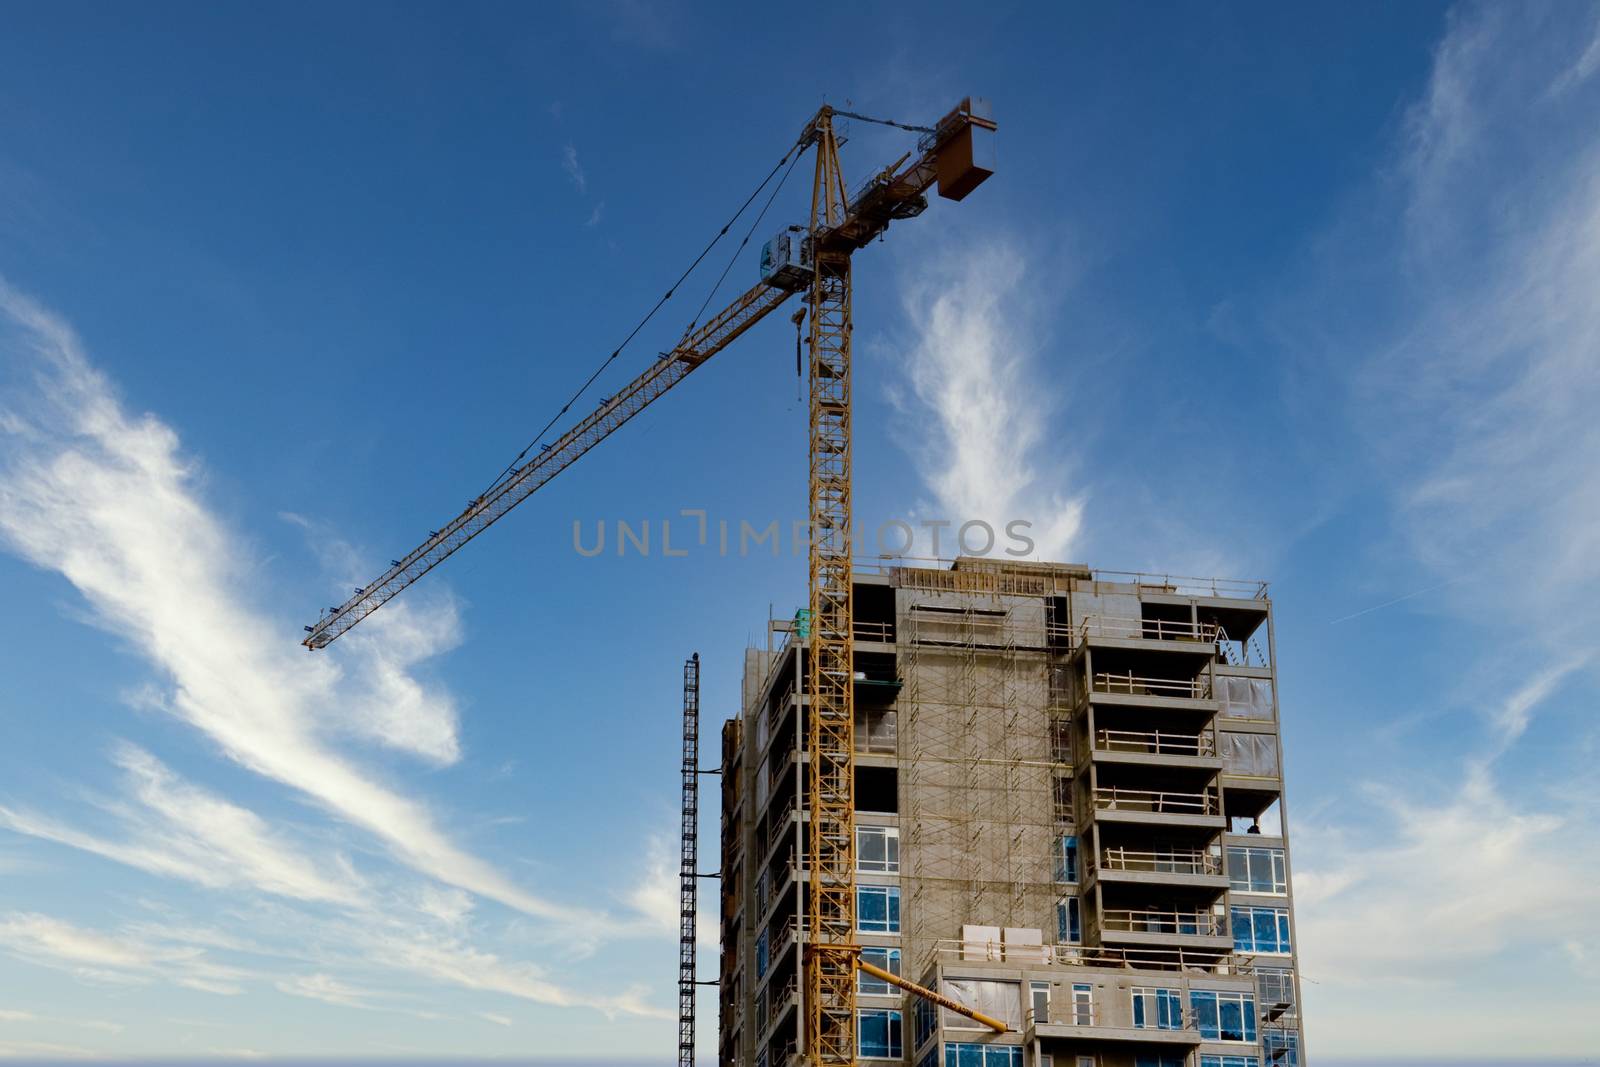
1023, 994, 1202, 1047
1092, 845, 1228, 892
1090, 725, 1221, 773
1089, 784, 1224, 830
1095, 905, 1232, 953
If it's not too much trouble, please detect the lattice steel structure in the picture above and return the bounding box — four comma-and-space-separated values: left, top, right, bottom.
802, 110, 859, 1067
681, 653, 702, 1067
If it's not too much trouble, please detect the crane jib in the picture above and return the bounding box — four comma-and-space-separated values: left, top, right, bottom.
303, 97, 994, 650
303, 281, 792, 649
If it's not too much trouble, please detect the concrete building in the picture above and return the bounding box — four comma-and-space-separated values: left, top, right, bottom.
718, 558, 1304, 1067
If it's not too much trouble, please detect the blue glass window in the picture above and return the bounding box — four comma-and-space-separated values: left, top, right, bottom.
858, 886, 902, 933
859, 947, 902, 994
1056, 896, 1081, 943
1132, 987, 1182, 1030
756, 929, 769, 977
1190, 990, 1257, 1042
945, 1044, 1022, 1067
858, 1009, 903, 1058
1231, 905, 1292, 954
1201, 1057, 1262, 1067
1055, 835, 1078, 883
915, 996, 937, 1050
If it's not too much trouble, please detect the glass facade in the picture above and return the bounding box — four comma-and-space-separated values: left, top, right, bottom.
858, 947, 901, 994
1055, 834, 1078, 883
1227, 845, 1287, 894
1190, 989, 1257, 1042
1231, 906, 1292, 954
1055, 896, 1081, 942
1130, 986, 1183, 1030
858, 885, 901, 933
858, 1009, 903, 1059
858, 825, 901, 874
944, 1043, 1023, 1067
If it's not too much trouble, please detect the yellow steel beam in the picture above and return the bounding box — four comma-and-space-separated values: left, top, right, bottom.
853, 957, 1009, 1036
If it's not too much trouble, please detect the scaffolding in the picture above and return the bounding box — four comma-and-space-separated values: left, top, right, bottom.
897, 592, 1062, 975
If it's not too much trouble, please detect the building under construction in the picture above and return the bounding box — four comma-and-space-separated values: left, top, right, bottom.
718, 558, 1304, 1067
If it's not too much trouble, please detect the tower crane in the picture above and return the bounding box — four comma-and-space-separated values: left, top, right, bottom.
302, 97, 999, 1067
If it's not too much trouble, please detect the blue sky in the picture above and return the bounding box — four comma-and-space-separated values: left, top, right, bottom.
1, 0, 1598, 1059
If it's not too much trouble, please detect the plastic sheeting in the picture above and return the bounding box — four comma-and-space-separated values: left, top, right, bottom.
941, 978, 1022, 1030
1220, 731, 1280, 777
1218, 676, 1275, 720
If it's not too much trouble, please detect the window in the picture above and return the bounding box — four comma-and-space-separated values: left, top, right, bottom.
944, 1044, 1022, 1067
756, 929, 769, 977
1190, 990, 1258, 1042
1054, 835, 1078, 883
1257, 967, 1295, 1012
1056, 896, 1081, 943
1201, 1058, 1261, 1067
1071, 983, 1093, 1026
914, 995, 937, 1049
1231, 906, 1292, 954
1029, 981, 1050, 1025
1053, 775, 1074, 823
1227, 846, 1287, 894
1074, 1058, 1096, 1067
858, 947, 902, 994
1262, 1028, 1300, 1067
917, 1048, 939, 1067
1130, 987, 1182, 1030
858, 1009, 903, 1059
858, 826, 901, 874
858, 885, 901, 933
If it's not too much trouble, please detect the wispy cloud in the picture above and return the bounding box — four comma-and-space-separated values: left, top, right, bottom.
0, 745, 365, 907
274, 973, 379, 1010
0, 912, 250, 995
0, 280, 679, 1025
885, 238, 1084, 560
561, 144, 587, 196
0, 279, 599, 930
1283, 3, 1600, 1055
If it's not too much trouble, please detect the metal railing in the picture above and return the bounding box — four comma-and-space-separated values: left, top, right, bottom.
1092, 672, 1212, 699
1092, 786, 1219, 816
932, 939, 1248, 974
1078, 616, 1221, 643
1095, 728, 1216, 757
1027, 1004, 1094, 1029
1099, 846, 1221, 876
1100, 907, 1224, 937
853, 619, 895, 642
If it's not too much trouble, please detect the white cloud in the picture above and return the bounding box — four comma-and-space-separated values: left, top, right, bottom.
625, 835, 715, 946
1282, 4, 1600, 1055
476, 1011, 512, 1026
0, 912, 250, 995
275, 973, 378, 1009
887, 239, 1084, 561
562, 144, 587, 195
0, 279, 601, 930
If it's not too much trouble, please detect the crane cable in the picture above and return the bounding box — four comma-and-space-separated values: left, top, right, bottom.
480, 142, 802, 497
684, 147, 803, 334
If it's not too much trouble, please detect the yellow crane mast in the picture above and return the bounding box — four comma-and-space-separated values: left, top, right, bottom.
300, 97, 998, 1067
